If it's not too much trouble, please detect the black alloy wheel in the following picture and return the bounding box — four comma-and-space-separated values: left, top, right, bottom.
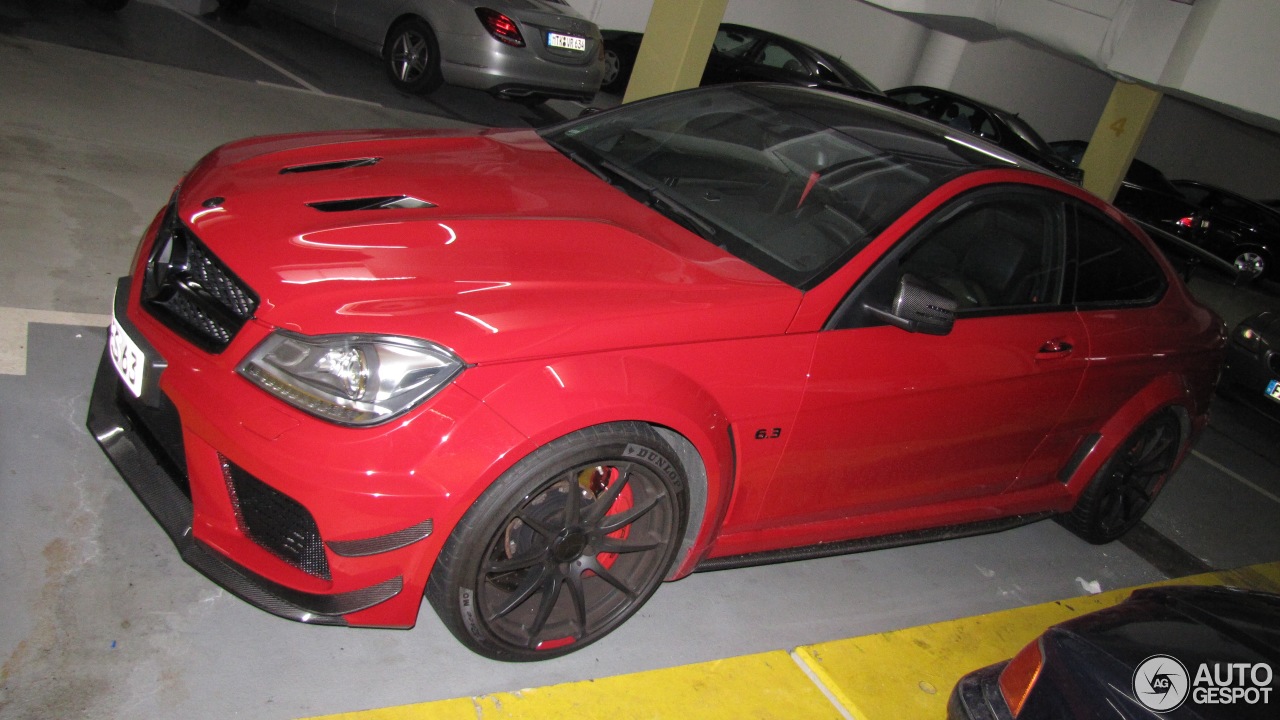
1059, 411, 1181, 544
427, 422, 687, 660
384, 18, 444, 95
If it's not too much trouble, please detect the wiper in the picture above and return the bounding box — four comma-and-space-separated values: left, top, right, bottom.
567, 151, 611, 184
597, 159, 719, 240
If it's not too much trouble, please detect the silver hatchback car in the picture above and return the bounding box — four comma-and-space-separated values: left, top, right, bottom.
217, 0, 604, 101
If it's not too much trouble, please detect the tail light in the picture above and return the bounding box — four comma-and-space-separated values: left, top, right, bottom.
477, 8, 525, 47
1177, 216, 1195, 228
998, 639, 1045, 717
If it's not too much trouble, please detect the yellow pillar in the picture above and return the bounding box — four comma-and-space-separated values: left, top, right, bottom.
1080, 81, 1163, 202
621, 0, 729, 104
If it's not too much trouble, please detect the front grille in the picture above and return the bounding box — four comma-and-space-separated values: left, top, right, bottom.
141, 204, 258, 353
221, 457, 331, 580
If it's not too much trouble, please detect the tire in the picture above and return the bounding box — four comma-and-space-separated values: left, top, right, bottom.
1232, 248, 1268, 279
427, 422, 688, 661
1058, 411, 1181, 544
83, 0, 129, 10
384, 18, 443, 95
216, 0, 250, 14
600, 46, 632, 94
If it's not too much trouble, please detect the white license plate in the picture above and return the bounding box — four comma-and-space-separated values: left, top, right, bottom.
1267, 379, 1280, 403
547, 32, 586, 52
109, 315, 147, 399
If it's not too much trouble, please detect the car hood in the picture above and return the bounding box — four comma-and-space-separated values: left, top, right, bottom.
175, 128, 799, 364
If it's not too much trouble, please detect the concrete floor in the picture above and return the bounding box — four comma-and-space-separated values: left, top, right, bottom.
2, 2, 1279, 718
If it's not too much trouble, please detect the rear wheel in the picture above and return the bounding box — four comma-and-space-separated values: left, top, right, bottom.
600, 46, 633, 94
1058, 411, 1181, 544
1233, 248, 1268, 278
384, 18, 443, 95
427, 423, 687, 661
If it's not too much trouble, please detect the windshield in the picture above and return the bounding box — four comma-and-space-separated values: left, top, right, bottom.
540, 85, 990, 288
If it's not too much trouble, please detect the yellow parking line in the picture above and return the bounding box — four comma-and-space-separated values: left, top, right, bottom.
302, 562, 1280, 720
798, 562, 1280, 720
307, 649, 850, 720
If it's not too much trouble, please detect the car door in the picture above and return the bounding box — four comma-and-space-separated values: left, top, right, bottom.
753, 186, 1089, 531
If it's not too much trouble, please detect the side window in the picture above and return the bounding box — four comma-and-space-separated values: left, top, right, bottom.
831, 187, 1067, 329
1071, 207, 1166, 306
897, 194, 1065, 312
713, 28, 756, 57
755, 41, 806, 75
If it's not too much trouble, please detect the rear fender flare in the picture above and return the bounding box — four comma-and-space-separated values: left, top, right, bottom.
1061, 373, 1198, 499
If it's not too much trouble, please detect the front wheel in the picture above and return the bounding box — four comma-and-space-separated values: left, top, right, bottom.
427, 422, 687, 660
1058, 411, 1181, 544
384, 18, 443, 95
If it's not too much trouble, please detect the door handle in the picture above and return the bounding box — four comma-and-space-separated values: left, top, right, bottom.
1036, 338, 1074, 359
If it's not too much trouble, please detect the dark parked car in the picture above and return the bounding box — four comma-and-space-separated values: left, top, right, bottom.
888, 86, 1083, 183
89, 83, 1224, 661
1051, 140, 1210, 275
1221, 311, 1280, 420
600, 23, 879, 96
215, 0, 603, 101
949, 585, 1280, 719
1172, 179, 1279, 279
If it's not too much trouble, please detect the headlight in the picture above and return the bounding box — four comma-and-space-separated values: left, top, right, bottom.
238, 332, 464, 426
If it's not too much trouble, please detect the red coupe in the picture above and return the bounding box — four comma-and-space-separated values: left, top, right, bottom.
88, 84, 1225, 660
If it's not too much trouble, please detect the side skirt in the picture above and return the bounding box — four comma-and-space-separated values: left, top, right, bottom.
695, 512, 1054, 572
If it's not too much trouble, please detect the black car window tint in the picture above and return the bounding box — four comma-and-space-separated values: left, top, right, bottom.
1070, 205, 1166, 307
897, 194, 1065, 312
828, 185, 1068, 330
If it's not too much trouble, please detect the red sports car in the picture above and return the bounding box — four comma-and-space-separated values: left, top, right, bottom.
88, 84, 1225, 661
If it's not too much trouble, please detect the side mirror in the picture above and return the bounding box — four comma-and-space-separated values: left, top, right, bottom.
863, 274, 957, 336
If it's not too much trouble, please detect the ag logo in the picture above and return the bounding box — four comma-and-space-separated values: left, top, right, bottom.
1134, 654, 1190, 712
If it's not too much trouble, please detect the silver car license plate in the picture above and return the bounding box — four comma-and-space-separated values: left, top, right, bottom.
547, 32, 586, 52
109, 314, 147, 398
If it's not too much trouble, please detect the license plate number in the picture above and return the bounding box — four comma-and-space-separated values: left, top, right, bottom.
1268, 380, 1280, 403
547, 32, 586, 52
109, 316, 147, 398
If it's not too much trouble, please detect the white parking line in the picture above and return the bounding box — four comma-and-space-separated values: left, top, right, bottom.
0, 307, 109, 376
159, 0, 327, 95
1192, 449, 1280, 506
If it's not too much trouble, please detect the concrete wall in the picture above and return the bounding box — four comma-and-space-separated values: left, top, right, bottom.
573, 0, 1280, 199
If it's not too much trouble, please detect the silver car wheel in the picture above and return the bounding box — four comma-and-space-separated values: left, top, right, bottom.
391, 31, 430, 83
1234, 251, 1266, 277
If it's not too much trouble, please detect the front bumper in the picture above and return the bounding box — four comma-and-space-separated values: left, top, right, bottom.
87, 277, 529, 627
88, 345, 406, 623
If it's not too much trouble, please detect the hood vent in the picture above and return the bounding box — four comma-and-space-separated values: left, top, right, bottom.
307, 196, 437, 212
280, 157, 381, 174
